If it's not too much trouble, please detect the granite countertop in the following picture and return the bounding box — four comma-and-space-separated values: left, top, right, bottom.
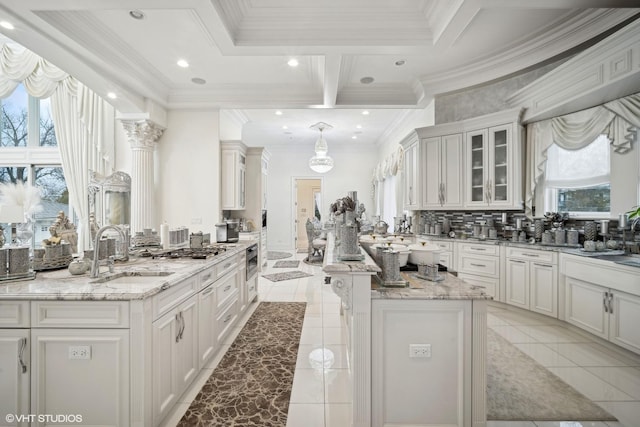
371, 271, 492, 301
0, 245, 246, 301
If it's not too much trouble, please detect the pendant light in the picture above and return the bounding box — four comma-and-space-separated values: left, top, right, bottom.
309, 122, 334, 173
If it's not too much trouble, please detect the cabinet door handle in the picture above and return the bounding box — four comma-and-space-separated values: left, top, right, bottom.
533, 263, 552, 268
202, 273, 213, 282
510, 259, 526, 264
608, 292, 614, 315
224, 284, 232, 292
223, 263, 232, 270
223, 314, 232, 324
603, 292, 609, 314
470, 263, 486, 267
408, 185, 413, 205
19, 337, 27, 374
175, 313, 182, 342
523, 253, 540, 258
179, 312, 186, 341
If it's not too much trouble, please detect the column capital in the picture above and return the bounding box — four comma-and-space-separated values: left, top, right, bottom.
121, 119, 165, 150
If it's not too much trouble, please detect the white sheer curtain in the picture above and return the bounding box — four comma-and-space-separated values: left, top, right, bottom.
0, 39, 115, 251
372, 145, 404, 227
524, 92, 640, 217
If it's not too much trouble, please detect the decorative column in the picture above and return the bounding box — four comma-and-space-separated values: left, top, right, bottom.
121, 119, 165, 234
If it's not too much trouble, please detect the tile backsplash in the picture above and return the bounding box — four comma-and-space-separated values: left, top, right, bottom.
417, 210, 638, 245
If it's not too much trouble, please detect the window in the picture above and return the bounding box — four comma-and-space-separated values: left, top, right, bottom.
1, 83, 68, 248
544, 134, 610, 217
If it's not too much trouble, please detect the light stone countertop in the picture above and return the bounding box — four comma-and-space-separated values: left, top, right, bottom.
0, 245, 247, 301
371, 271, 492, 300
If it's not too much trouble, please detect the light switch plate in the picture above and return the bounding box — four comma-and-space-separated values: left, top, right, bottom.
68, 345, 91, 360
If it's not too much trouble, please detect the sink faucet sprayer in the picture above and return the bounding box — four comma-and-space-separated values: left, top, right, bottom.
90, 225, 130, 278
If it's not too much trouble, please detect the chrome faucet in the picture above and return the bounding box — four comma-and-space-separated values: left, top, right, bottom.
90, 225, 130, 278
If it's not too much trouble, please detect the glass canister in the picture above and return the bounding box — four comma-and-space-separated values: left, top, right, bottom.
567, 228, 579, 245
8, 246, 30, 275
542, 230, 553, 244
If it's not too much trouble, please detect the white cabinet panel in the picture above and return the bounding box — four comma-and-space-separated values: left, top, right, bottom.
530, 262, 557, 317
0, 329, 29, 427
609, 290, 640, 354
564, 277, 609, 339
506, 259, 529, 309
221, 142, 247, 210
30, 328, 129, 427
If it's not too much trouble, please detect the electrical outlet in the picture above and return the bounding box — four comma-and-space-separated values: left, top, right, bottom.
409, 344, 432, 358
68, 345, 91, 360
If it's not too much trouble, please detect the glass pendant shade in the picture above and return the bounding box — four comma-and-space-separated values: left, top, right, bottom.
308, 122, 334, 173
309, 153, 334, 173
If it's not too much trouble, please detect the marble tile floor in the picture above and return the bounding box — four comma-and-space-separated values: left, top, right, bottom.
161, 251, 639, 427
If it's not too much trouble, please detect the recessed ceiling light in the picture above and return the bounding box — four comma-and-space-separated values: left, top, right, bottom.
107, 92, 117, 99
360, 76, 375, 84
287, 58, 299, 67
356, 124, 362, 129
282, 125, 288, 129
129, 10, 145, 20
395, 59, 406, 66
0, 21, 14, 30
352, 135, 357, 140
362, 110, 370, 115
191, 77, 206, 85
275, 111, 283, 116
177, 59, 189, 68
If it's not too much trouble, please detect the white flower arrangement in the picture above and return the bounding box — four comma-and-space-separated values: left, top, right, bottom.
0, 181, 43, 218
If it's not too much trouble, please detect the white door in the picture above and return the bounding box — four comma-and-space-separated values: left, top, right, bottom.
564, 277, 608, 339
530, 262, 557, 317
152, 308, 180, 425
0, 329, 29, 427
175, 297, 199, 394
505, 259, 529, 309
609, 290, 640, 354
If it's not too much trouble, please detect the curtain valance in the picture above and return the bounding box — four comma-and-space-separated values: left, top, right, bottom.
524, 92, 640, 217
0, 42, 71, 98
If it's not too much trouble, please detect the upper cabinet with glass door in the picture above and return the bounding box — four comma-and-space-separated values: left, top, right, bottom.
463, 109, 524, 210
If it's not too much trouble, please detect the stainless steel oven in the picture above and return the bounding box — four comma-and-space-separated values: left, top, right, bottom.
246, 243, 259, 279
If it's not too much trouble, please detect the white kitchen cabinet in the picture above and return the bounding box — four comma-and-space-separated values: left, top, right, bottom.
456, 242, 501, 300
152, 294, 199, 425
262, 155, 269, 210
197, 281, 217, 369
505, 247, 557, 318
30, 328, 129, 427
221, 141, 247, 210
465, 124, 521, 208
562, 253, 640, 354
461, 110, 524, 210
421, 133, 464, 209
0, 329, 29, 427
401, 132, 420, 210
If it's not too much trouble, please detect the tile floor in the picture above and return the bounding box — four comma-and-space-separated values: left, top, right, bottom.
162, 251, 640, 427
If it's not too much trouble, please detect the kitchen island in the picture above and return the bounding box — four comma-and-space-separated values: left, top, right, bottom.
0, 244, 256, 427
323, 234, 490, 427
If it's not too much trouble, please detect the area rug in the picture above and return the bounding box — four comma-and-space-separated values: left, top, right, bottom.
487, 328, 616, 421
178, 302, 306, 426
262, 270, 313, 282
273, 260, 300, 268
266, 251, 293, 260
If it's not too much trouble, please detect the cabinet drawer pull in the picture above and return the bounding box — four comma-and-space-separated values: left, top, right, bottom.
202, 273, 213, 282
224, 284, 232, 292
510, 260, 526, 264
201, 286, 215, 298
470, 247, 486, 251
19, 337, 27, 374
470, 263, 486, 268
223, 263, 231, 270
533, 263, 552, 268
223, 314, 232, 323
523, 253, 540, 258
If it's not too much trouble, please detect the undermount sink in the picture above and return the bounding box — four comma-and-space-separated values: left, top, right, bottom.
91, 271, 174, 284
596, 254, 640, 268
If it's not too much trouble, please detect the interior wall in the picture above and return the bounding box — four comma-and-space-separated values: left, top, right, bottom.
155, 110, 221, 233
295, 179, 320, 250
265, 144, 377, 251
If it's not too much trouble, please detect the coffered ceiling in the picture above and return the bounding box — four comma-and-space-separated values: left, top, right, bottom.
0, 0, 638, 146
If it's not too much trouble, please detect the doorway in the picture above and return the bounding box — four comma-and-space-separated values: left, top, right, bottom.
294, 178, 322, 251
